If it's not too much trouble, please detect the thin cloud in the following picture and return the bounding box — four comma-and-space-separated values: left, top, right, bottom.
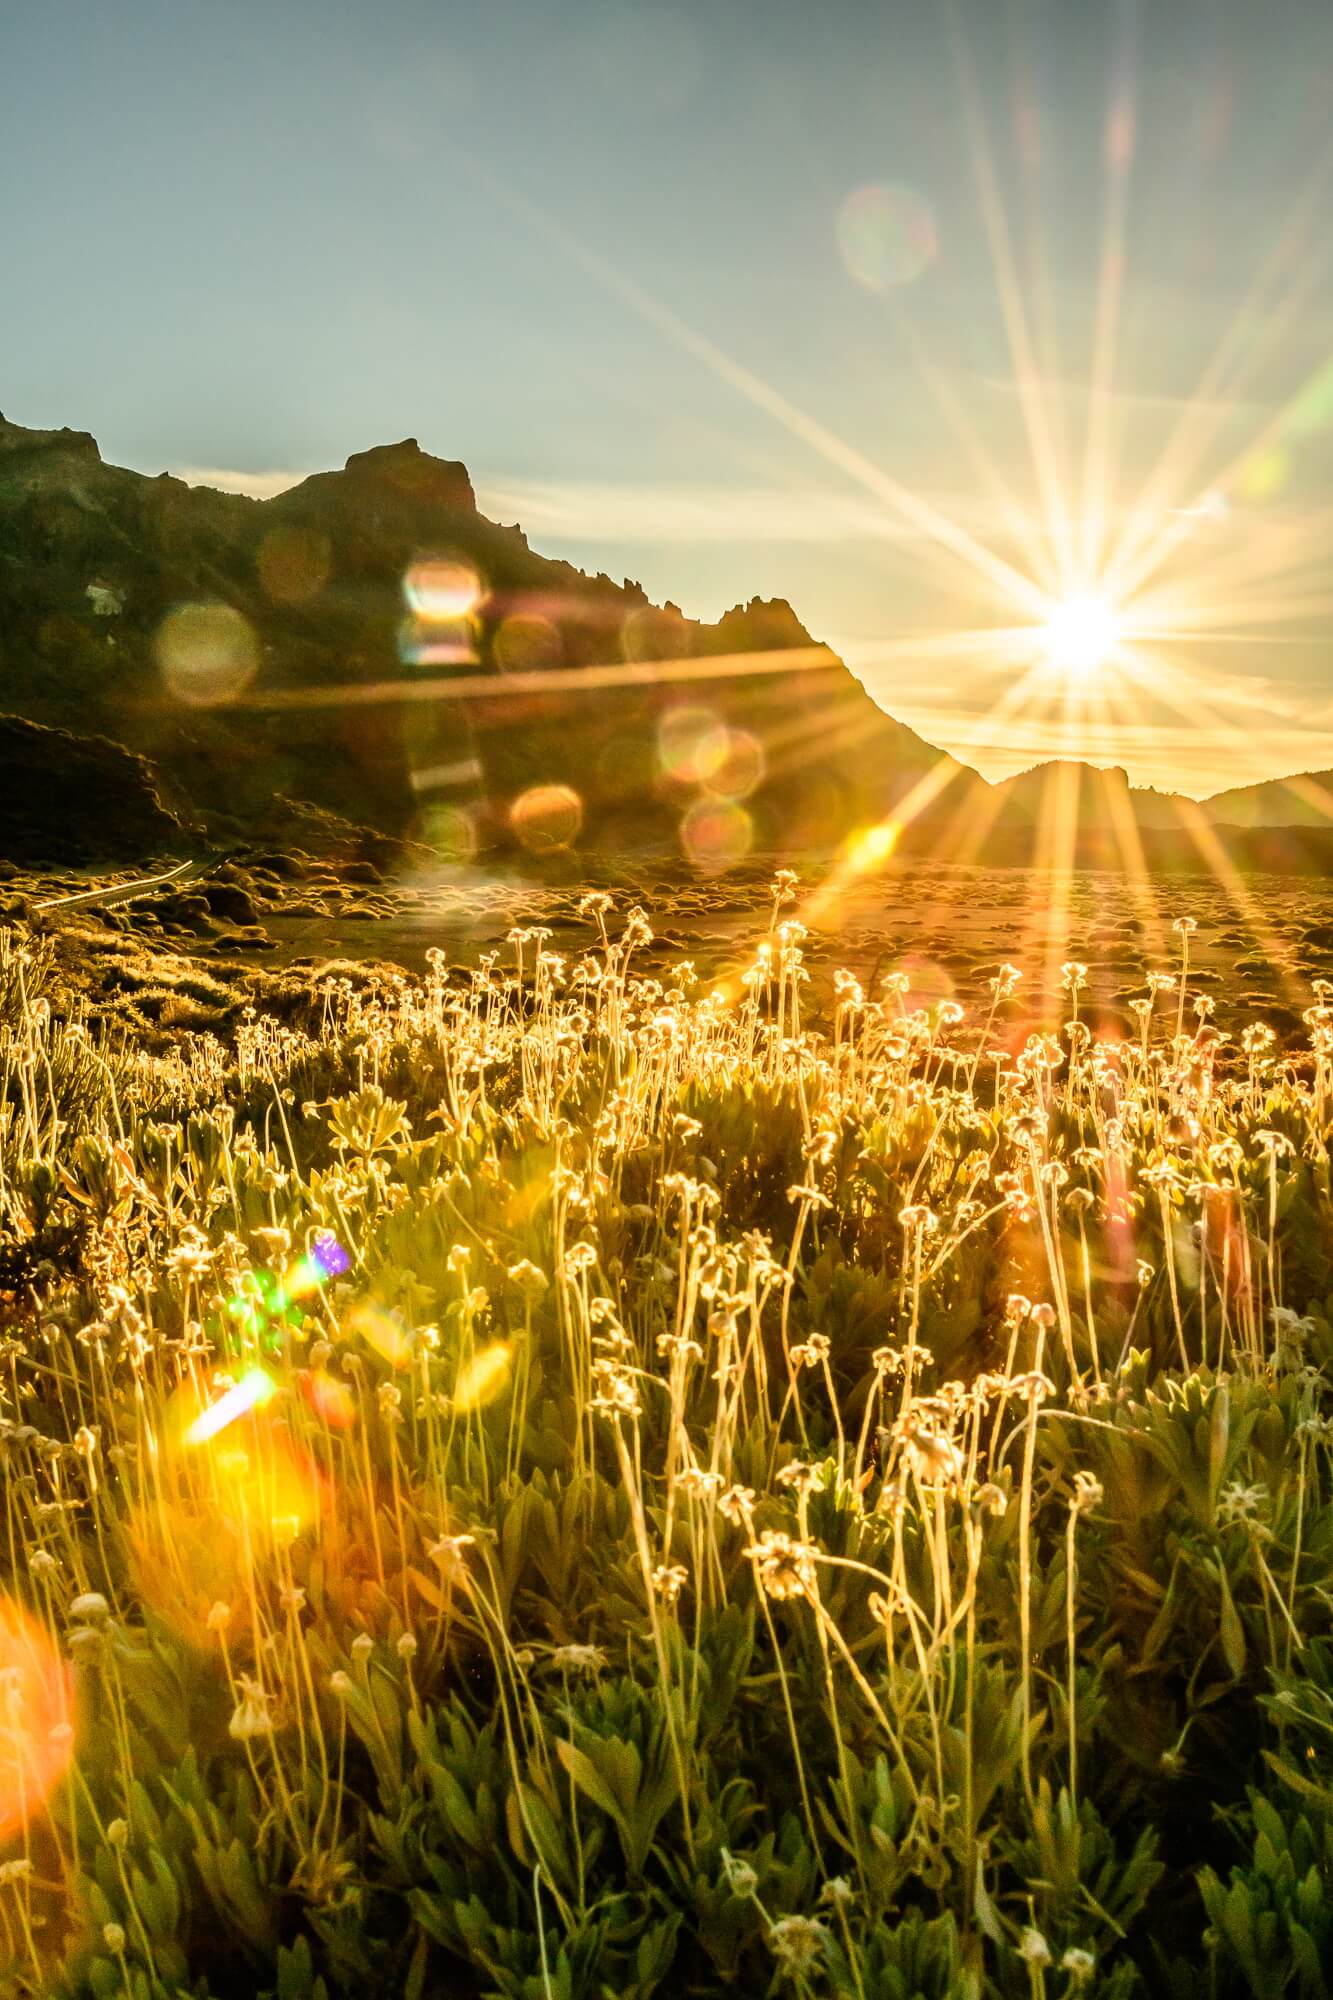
475, 476, 1047, 547
176, 465, 309, 500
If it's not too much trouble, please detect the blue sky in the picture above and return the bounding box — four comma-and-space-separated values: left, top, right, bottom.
7, 0, 1333, 792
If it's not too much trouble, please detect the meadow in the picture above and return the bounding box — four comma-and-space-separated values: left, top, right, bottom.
2, 879, 1333, 1998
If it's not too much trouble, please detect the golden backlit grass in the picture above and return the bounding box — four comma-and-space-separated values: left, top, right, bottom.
1, 898, 1333, 1997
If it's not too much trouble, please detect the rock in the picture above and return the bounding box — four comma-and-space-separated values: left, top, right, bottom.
0, 714, 186, 863
200, 882, 258, 926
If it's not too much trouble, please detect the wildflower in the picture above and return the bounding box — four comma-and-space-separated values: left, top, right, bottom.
549, 1643, 608, 1675
0, 1858, 33, 1885
228, 1674, 275, 1741
718, 1484, 755, 1526
428, 1534, 476, 1582
767, 1915, 829, 1978
651, 1563, 688, 1604
898, 1419, 964, 1486
591, 1358, 640, 1416
351, 1633, 374, 1663
776, 1459, 819, 1493
280, 1585, 307, 1617
329, 1671, 352, 1697
1061, 1947, 1096, 1986
206, 1602, 232, 1634
106, 1818, 129, 1848
745, 1530, 818, 1601
70, 1591, 110, 1625
29, 1550, 58, 1579
102, 1922, 127, 1954
396, 1632, 418, 1660
720, 1849, 759, 1897
819, 1876, 855, 1910
1071, 1471, 1104, 1514
1018, 1927, 1052, 1968
974, 1482, 1008, 1518
1218, 1480, 1269, 1526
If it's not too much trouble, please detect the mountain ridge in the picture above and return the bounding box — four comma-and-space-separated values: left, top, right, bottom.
0, 412, 983, 860
0, 408, 1329, 867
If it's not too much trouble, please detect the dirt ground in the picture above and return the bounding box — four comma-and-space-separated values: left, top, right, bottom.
11, 845, 1325, 1050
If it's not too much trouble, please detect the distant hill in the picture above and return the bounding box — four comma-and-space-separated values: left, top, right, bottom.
0, 413, 982, 861
1201, 769, 1333, 830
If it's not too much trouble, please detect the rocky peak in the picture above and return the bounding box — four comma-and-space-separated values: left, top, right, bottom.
711, 596, 815, 654
0, 413, 103, 475
341, 438, 475, 513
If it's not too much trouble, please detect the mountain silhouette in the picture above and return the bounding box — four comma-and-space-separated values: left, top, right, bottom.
2, 410, 1331, 870
0, 414, 980, 861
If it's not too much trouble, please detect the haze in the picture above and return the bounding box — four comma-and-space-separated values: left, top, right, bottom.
6, 0, 1333, 794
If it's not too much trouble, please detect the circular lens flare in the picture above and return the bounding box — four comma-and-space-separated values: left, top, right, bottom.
1041, 594, 1120, 678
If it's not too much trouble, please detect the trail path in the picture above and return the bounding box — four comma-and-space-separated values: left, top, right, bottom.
35, 857, 213, 913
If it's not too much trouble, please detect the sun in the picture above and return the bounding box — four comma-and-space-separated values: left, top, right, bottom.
1041, 593, 1121, 679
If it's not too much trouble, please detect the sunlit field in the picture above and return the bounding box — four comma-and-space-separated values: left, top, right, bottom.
3, 879, 1333, 1999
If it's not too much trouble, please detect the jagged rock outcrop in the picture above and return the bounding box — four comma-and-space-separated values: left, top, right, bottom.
0, 413, 982, 859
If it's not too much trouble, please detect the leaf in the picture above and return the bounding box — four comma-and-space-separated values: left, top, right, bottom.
555, 1738, 629, 1838
1218, 1564, 1247, 1678
973, 1855, 1004, 1945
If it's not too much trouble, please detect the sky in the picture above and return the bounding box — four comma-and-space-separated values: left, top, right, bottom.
6, 0, 1333, 795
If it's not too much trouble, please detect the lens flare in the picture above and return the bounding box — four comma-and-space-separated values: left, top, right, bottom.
404, 557, 482, 621
495, 613, 563, 673
837, 183, 938, 292
510, 783, 583, 853
703, 727, 765, 801
156, 602, 259, 706
453, 1341, 513, 1412
130, 1377, 327, 1641
0, 1598, 73, 1843
658, 706, 731, 790
416, 802, 480, 863
299, 1367, 358, 1430
186, 1367, 277, 1446
348, 1303, 413, 1369
680, 799, 753, 873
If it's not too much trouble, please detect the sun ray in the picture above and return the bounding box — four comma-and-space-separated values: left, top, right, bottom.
882, 307, 1059, 593
948, 1, 1077, 589
1101, 144, 1333, 600
1111, 645, 1311, 1002
1079, 12, 1139, 582
455, 147, 1051, 622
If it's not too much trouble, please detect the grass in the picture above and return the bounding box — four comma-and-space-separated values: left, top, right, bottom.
2, 889, 1333, 1996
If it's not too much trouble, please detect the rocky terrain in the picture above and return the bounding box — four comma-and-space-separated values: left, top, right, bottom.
0, 414, 980, 865
3, 410, 1332, 883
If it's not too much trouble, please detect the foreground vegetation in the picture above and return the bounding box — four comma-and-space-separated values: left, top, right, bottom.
3, 889, 1333, 1998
